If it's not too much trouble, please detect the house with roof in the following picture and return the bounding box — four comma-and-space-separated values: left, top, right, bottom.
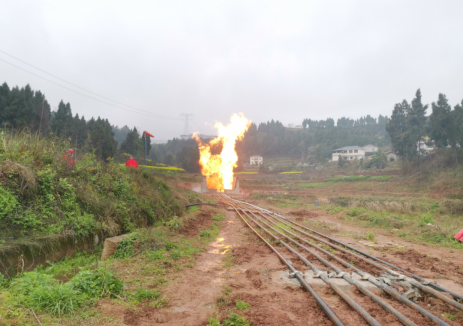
362, 144, 379, 155
386, 151, 398, 161
332, 146, 365, 161
250, 155, 263, 165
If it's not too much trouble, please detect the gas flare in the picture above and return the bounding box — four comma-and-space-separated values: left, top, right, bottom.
194, 113, 251, 192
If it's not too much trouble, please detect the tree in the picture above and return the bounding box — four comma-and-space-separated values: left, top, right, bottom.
386, 89, 428, 160
428, 93, 455, 148
407, 89, 428, 154
51, 100, 73, 137
70, 114, 88, 148
89, 118, 117, 160
119, 127, 143, 157
3, 85, 35, 128
31, 91, 51, 133
386, 100, 413, 159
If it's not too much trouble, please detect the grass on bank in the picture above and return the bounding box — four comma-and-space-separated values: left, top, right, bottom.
0, 208, 225, 325
0, 131, 189, 251
323, 197, 463, 249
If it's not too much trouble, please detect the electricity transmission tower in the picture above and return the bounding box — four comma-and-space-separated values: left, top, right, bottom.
180, 113, 194, 139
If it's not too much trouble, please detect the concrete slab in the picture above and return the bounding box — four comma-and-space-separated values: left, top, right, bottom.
271, 269, 380, 292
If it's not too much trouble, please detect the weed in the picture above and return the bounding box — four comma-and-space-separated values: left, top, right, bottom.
328, 206, 343, 214
212, 213, 226, 221
222, 313, 251, 326
70, 268, 123, 298
186, 205, 202, 214
200, 229, 212, 238
167, 216, 183, 230
131, 287, 161, 302
171, 249, 181, 261
223, 252, 235, 268
236, 301, 250, 310
217, 286, 232, 306
147, 250, 165, 261
366, 231, 376, 241
418, 213, 434, 227
443, 313, 456, 321
113, 233, 138, 259
165, 242, 177, 251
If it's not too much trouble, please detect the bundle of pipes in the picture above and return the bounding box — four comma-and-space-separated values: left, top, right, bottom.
215, 195, 462, 326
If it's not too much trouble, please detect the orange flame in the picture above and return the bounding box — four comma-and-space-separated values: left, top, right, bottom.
194, 113, 251, 192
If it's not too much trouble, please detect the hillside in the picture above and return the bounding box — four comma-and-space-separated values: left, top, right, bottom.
0, 131, 200, 259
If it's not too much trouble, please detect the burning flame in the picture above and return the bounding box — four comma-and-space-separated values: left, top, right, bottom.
194, 113, 251, 192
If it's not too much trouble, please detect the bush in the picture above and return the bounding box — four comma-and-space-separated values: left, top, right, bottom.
27, 283, 85, 316
69, 268, 123, 298
7, 268, 123, 316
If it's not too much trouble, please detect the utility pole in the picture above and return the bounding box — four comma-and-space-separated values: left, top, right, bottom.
180, 113, 194, 139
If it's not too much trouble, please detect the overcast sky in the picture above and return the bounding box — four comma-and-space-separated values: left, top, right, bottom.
1, 1, 462, 139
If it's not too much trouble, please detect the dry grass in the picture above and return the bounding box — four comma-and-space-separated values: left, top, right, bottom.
349, 200, 416, 214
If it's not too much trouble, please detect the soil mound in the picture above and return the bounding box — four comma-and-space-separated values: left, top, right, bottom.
387, 249, 463, 279
232, 244, 272, 264
178, 209, 214, 237
289, 210, 319, 218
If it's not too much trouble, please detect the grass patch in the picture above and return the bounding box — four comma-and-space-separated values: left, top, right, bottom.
298, 182, 333, 189
236, 301, 250, 310
325, 175, 394, 182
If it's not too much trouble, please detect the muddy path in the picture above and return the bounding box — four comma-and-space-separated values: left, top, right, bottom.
96, 201, 463, 325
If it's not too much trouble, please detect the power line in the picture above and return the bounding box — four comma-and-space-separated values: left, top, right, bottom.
0, 55, 181, 121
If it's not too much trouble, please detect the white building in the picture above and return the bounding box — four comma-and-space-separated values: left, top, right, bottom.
417, 139, 434, 153
362, 144, 379, 154
332, 146, 365, 161
386, 151, 398, 161
250, 155, 263, 165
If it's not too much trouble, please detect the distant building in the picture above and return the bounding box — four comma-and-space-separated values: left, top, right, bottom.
362, 144, 379, 155
250, 155, 263, 165
417, 139, 434, 153
386, 151, 398, 161
332, 146, 365, 161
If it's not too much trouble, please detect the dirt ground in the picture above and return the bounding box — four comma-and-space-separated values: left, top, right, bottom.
95, 199, 463, 325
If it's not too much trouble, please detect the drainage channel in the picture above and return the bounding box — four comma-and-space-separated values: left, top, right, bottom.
215, 195, 461, 326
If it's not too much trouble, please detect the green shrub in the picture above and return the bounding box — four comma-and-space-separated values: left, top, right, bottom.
165, 242, 177, 251
236, 301, 250, 310
223, 313, 250, 326
418, 213, 434, 226
0, 187, 19, 222
69, 268, 123, 298
27, 283, 86, 316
